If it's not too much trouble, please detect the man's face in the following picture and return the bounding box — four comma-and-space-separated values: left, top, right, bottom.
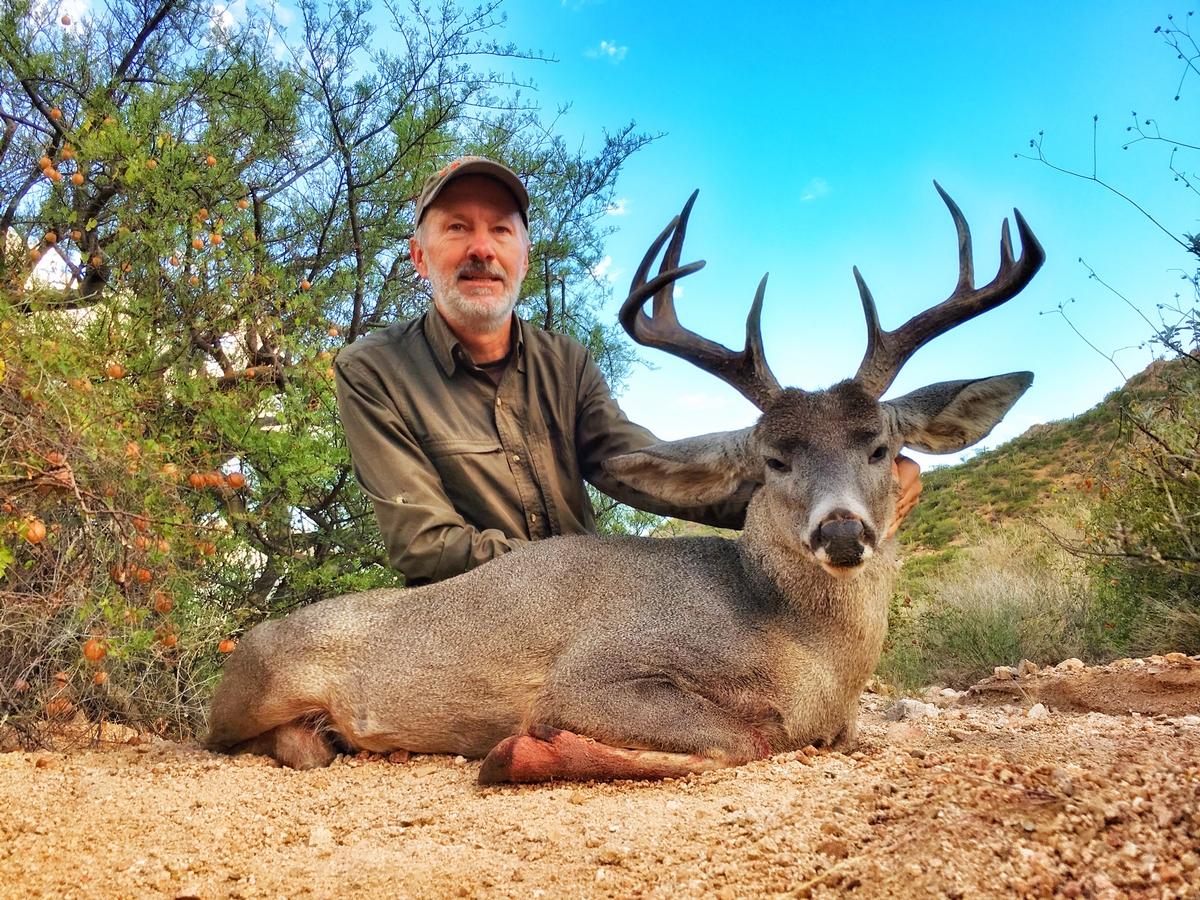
411, 175, 530, 336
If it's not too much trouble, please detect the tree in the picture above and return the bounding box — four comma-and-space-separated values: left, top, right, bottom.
1027, 12, 1200, 655
0, 0, 654, 742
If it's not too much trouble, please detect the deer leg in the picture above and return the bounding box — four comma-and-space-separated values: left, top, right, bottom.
229, 717, 341, 770
478, 723, 731, 784
479, 674, 772, 784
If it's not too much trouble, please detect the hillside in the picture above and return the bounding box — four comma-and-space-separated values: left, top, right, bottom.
898, 355, 1186, 551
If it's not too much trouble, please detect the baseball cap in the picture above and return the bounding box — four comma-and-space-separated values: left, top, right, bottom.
414, 157, 530, 227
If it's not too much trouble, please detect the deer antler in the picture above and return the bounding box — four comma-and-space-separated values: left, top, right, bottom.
619, 191, 783, 410
852, 181, 1045, 398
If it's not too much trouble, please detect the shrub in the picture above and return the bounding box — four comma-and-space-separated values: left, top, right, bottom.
879, 516, 1095, 691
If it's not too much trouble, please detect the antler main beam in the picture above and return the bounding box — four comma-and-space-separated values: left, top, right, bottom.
619, 191, 782, 410
853, 182, 1046, 398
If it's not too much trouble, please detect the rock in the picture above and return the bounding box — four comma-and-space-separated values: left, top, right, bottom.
1018, 659, 1040, 677
597, 845, 626, 866
815, 838, 850, 859
885, 699, 940, 721
308, 826, 334, 848
994, 666, 1015, 681
1027, 703, 1048, 719
1055, 658, 1084, 672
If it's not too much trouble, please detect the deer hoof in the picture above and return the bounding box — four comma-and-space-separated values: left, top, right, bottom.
478, 724, 568, 785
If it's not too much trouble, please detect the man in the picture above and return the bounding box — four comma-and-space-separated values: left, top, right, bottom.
335, 157, 921, 584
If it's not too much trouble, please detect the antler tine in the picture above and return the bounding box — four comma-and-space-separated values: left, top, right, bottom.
853, 183, 1046, 398
618, 192, 783, 410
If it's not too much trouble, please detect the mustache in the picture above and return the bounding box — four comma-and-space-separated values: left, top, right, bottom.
456, 260, 508, 282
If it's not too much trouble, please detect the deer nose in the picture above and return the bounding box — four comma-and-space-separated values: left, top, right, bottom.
811, 509, 871, 568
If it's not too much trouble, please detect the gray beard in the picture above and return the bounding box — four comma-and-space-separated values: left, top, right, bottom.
430, 265, 520, 334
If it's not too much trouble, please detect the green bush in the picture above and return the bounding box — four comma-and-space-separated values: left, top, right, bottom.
879, 517, 1095, 691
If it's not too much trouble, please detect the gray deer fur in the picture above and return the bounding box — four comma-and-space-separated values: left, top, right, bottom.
205, 185, 1043, 782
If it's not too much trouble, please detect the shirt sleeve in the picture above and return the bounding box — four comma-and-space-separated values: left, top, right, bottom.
335, 356, 527, 585
573, 351, 753, 530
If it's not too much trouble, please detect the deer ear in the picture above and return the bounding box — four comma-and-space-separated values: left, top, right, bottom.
885, 372, 1033, 454
602, 429, 759, 506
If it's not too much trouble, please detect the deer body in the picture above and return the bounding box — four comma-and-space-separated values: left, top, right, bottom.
208, 503, 893, 771
206, 185, 1045, 783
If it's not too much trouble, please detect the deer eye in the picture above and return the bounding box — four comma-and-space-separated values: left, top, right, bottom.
869, 445, 890, 463
765, 457, 790, 474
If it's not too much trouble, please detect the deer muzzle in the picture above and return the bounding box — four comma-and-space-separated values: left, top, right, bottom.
810, 508, 874, 573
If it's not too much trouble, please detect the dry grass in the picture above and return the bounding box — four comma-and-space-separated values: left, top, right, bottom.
880, 511, 1096, 691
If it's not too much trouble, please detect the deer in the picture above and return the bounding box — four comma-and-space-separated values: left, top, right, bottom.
204, 182, 1044, 784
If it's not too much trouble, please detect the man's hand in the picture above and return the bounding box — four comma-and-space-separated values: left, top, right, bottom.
886, 454, 922, 539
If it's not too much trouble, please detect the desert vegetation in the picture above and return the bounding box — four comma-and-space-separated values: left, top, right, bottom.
2, 0, 1200, 751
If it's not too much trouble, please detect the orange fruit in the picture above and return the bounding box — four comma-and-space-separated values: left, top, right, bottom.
156, 539, 171, 554
161, 463, 178, 476
46, 168, 61, 182
134, 535, 149, 550
153, 592, 173, 613
162, 633, 178, 648
28, 248, 41, 261
328, 327, 339, 337
203, 472, 222, 487
106, 362, 125, 378
83, 639, 106, 662
53, 671, 69, 686
136, 568, 151, 583
13, 680, 29, 693
237, 198, 249, 210
26, 519, 47, 543
198, 207, 209, 220
103, 116, 115, 125
133, 514, 149, 531
70, 230, 81, 240
188, 472, 205, 488
146, 159, 157, 169
188, 275, 199, 286
205, 155, 216, 166
168, 256, 180, 266
71, 172, 84, 186
50, 108, 62, 120
90, 255, 102, 267
45, 231, 57, 243
218, 639, 236, 653
191, 237, 204, 250
300, 279, 311, 290
61, 146, 74, 159
226, 472, 246, 489
93, 671, 108, 686
39, 156, 52, 170
46, 697, 73, 717
61, 14, 70, 24
209, 233, 222, 245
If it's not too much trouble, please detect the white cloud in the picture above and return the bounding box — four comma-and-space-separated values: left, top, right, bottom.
801, 178, 829, 202
590, 255, 622, 284
586, 40, 627, 63
606, 198, 628, 216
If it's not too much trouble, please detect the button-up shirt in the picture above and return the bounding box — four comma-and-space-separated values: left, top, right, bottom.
335, 307, 749, 584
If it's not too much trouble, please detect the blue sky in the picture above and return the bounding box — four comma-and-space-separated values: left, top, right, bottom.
468, 1, 1199, 465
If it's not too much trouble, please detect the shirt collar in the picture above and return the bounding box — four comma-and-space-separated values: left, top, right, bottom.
423, 304, 525, 378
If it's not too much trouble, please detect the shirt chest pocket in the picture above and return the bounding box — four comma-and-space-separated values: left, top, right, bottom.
423, 437, 520, 512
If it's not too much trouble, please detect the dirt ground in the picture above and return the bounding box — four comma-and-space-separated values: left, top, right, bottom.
1, 655, 1198, 900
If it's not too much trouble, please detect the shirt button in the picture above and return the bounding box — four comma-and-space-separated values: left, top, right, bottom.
496, 397, 502, 407
530, 514, 537, 522
512, 454, 521, 462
